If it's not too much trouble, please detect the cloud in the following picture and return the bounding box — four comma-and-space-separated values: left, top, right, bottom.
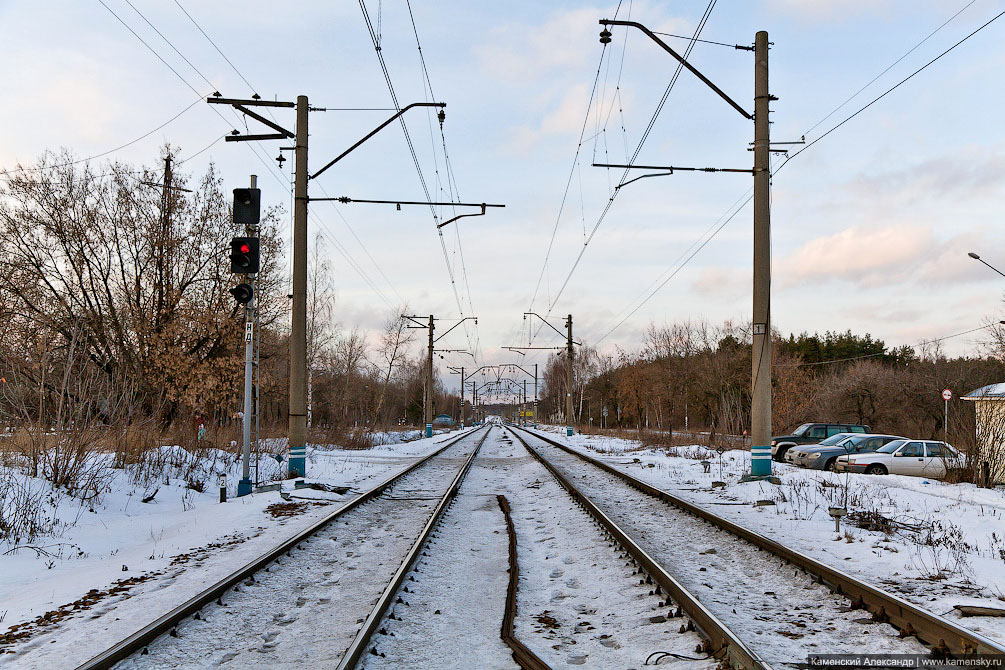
690, 267, 747, 299
507, 84, 592, 155
847, 148, 1005, 204
782, 222, 990, 288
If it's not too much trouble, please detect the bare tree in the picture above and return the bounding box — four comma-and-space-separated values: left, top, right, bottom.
371, 309, 416, 426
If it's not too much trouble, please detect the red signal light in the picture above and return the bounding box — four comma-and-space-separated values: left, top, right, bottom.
240, 243, 251, 254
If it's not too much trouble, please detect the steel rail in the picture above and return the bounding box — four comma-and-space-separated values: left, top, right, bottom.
496, 494, 554, 670
515, 426, 1005, 659
507, 427, 768, 670
74, 425, 488, 670
335, 426, 492, 669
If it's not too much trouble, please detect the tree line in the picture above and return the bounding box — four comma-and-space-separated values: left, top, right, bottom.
537, 320, 1005, 448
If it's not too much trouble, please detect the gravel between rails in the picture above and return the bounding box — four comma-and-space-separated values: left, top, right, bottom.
518, 430, 931, 668
111, 431, 485, 670
362, 427, 716, 670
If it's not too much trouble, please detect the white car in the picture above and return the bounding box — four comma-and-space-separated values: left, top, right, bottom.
835, 439, 962, 478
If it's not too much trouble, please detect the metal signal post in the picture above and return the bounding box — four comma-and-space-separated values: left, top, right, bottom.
235, 177, 262, 497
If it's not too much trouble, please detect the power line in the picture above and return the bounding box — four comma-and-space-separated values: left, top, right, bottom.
173, 0, 258, 94
802, 0, 976, 137
0, 94, 204, 178
651, 30, 750, 50
122, 0, 217, 91
783, 6, 1005, 167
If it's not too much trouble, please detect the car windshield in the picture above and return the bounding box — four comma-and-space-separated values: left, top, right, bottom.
792, 423, 813, 436
818, 433, 853, 446
876, 440, 907, 454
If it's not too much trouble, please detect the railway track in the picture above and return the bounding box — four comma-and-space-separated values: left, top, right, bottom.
71, 425, 489, 670
512, 425, 1005, 667
354, 425, 715, 670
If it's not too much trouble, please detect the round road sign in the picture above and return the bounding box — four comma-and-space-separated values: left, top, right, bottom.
942, 389, 952, 401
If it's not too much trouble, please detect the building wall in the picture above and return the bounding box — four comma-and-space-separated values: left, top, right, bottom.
972, 399, 1005, 485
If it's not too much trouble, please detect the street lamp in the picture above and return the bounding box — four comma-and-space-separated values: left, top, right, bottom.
968, 252, 1005, 279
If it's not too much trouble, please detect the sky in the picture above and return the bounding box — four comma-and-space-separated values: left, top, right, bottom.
2, 0, 1005, 396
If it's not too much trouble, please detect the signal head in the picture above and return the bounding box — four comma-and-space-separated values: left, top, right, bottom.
229, 283, 254, 305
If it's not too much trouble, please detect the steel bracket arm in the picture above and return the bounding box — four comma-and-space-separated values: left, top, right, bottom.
311, 102, 445, 180
524, 312, 567, 340
434, 317, 477, 344
599, 19, 752, 120
437, 204, 485, 229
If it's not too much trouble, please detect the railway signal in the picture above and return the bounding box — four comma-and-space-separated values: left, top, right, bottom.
233, 187, 261, 225
229, 236, 259, 274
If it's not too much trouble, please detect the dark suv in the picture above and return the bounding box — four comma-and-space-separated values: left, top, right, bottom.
771, 422, 871, 462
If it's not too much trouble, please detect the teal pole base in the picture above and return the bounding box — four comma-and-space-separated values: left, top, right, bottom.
425, 423, 433, 438
237, 478, 252, 497
567, 426, 574, 436
288, 446, 306, 478
745, 445, 773, 479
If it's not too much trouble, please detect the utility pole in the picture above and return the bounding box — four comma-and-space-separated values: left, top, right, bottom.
591, 21, 773, 479
566, 314, 575, 436
748, 31, 773, 479
289, 95, 309, 478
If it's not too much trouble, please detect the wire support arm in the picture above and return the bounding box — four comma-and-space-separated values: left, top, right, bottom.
593, 162, 754, 174
434, 317, 478, 344
599, 19, 752, 120
310, 102, 445, 180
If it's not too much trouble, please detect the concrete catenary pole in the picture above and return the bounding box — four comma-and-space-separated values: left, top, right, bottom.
748, 32, 772, 478
566, 314, 574, 436
288, 95, 309, 478
426, 315, 434, 437
534, 363, 538, 428
459, 367, 465, 427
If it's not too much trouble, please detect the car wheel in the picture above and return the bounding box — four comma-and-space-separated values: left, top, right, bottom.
824, 458, 836, 471
865, 464, 887, 475
773, 447, 787, 462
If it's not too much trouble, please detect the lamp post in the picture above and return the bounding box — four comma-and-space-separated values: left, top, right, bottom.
969, 252, 1005, 279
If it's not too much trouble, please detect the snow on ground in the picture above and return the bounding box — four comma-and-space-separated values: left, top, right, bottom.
0, 428, 465, 664
531, 425, 1005, 645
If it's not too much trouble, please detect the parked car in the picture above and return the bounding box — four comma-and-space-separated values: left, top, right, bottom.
771, 422, 871, 462
835, 439, 962, 478
784, 432, 856, 466
788, 433, 905, 471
